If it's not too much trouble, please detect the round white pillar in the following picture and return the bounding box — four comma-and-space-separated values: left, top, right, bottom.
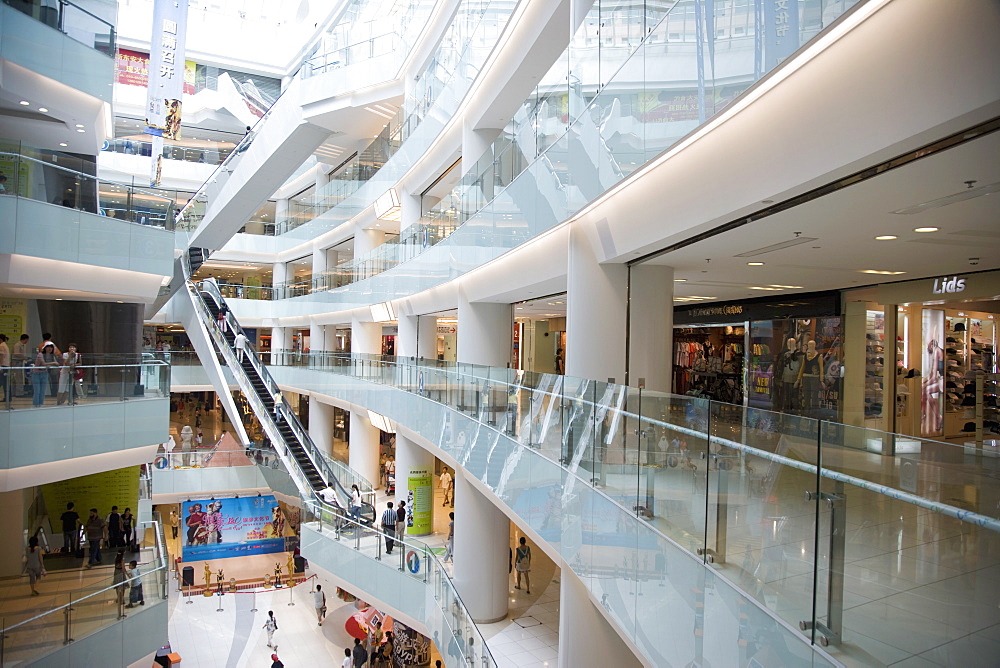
309, 323, 325, 353
351, 316, 381, 355
453, 473, 509, 623
394, 434, 435, 536
558, 569, 642, 668
308, 397, 335, 456
627, 264, 674, 392
354, 227, 386, 257
400, 191, 421, 233
567, 226, 627, 382
349, 411, 381, 490
272, 260, 288, 300
397, 314, 418, 358
417, 315, 438, 360
457, 288, 511, 367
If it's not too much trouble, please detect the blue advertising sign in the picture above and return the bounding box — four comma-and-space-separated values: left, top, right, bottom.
182, 495, 288, 561
763, 0, 799, 71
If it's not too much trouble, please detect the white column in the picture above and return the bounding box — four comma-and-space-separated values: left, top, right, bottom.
394, 434, 435, 536
351, 316, 381, 355
397, 314, 418, 358
309, 397, 335, 456
272, 260, 288, 299
312, 245, 328, 290
354, 227, 386, 257
453, 473, 509, 623
457, 288, 511, 367
349, 411, 381, 489
558, 569, 642, 668
567, 226, 627, 382
400, 191, 421, 234
309, 323, 326, 353
627, 264, 673, 392
417, 315, 438, 360
271, 326, 292, 364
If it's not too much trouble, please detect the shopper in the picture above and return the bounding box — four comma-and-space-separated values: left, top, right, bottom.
56, 343, 81, 405
121, 507, 135, 552
0, 334, 9, 403
24, 536, 44, 596
444, 512, 454, 562
395, 500, 407, 541
234, 331, 248, 363
272, 388, 282, 420
352, 637, 368, 668
350, 484, 363, 523
342, 648, 353, 668
439, 467, 453, 506
60, 502, 80, 554
12, 334, 29, 397
263, 610, 279, 648
84, 508, 106, 568
169, 509, 179, 540
514, 536, 532, 594
271, 653, 284, 668
106, 505, 123, 548
381, 502, 396, 554
314, 583, 327, 625
36, 333, 60, 397
113, 549, 127, 605
31, 343, 58, 406
126, 560, 144, 607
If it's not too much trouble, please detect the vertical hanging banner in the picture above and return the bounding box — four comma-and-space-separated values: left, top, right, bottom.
764, 0, 799, 71
146, 0, 189, 186
406, 467, 433, 535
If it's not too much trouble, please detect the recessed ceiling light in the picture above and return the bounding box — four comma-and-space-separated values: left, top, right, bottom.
749, 286, 783, 291
38, 107, 48, 113
75, 124, 84, 128
77, 129, 85, 133
747, 262, 765, 266
769, 284, 804, 289
860, 269, 906, 275
19, 100, 30, 106
958, 312, 965, 317
913, 227, 938, 233
874, 235, 897, 240
59, 142, 68, 147
674, 278, 687, 282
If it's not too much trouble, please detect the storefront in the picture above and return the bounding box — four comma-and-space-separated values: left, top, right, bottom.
673, 292, 843, 419
843, 269, 1000, 448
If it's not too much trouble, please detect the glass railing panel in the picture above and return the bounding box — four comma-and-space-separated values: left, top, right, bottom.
2, 0, 116, 55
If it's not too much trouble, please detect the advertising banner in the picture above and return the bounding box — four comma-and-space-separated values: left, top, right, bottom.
763, 0, 800, 71
116, 48, 196, 95
41, 466, 140, 536
146, 0, 190, 184
0, 298, 26, 341
406, 468, 432, 535
182, 494, 288, 560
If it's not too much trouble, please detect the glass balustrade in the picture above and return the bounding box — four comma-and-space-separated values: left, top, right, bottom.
0, 521, 168, 666
102, 138, 236, 166
0, 361, 169, 410
2, 0, 116, 55
0, 144, 180, 228
261, 351, 999, 666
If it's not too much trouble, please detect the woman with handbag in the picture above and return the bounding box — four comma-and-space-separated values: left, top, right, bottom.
57, 343, 81, 405
514, 536, 532, 594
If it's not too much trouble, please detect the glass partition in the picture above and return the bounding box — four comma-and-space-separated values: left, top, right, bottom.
2, 0, 116, 54
261, 351, 1000, 665
2, 361, 169, 410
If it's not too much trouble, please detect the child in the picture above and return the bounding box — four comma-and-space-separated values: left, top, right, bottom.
126, 560, 144, 607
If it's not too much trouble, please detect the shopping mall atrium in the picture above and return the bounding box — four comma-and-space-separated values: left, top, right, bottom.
0, 0, 998, 666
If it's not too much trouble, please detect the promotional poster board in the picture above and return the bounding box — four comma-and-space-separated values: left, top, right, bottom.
406, 468, 432, 535
41, 466, 140, 535
182, 494, 288, 560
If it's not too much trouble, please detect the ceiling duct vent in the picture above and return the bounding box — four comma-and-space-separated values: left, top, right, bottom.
892, 181, 1000, 215
734, 236, 818, 257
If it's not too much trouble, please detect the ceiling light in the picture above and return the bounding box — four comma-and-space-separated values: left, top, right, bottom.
38, 107, 48, 113
913, 227, 938, 233
874, 235, 897, 240
77, 129, 86, 133
893, 182, 1000, 215
958, 312, 966, 317
674, 278, 687, 282
747, 262, 765, 266
59, 142, 68, 147
749, 286, 783, 291
861, 270, 906, 275
19, 100, 30, 106
75, 124, 84, 128
768, 285, 803, 289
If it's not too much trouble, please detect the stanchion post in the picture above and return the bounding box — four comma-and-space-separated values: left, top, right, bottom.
250, 590, 258, 612
216, 590, 224, 612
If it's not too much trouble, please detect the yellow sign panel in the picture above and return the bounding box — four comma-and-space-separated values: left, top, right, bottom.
41, 466, 141, 535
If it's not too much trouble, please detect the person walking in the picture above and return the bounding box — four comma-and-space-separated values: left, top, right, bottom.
84, 508, 106, 569
350, 484, 363, 524
395, 500, 407, 542
169, 509, 179, 540
271, 652, 284, 668
234, 331, 248, 363
12, 334, 29, 397
31, 343, 58, 406
444, 512, 455, 562
24, 536, 45, 596
514, 536, 532, 594
439, 467, 453, 506
0, 334, 9, 403
314, 584, 327, 625
113, 549, 127, 606
352, 637, 369, 668
60, 502, 80, 554
342, 647, 354, 668
263, 610, 278, 648
56, 343, 81, 405
106, 505, 123, 548
121, 507, 135, 552
381, 502, 396, 554
272, 388, 283, 420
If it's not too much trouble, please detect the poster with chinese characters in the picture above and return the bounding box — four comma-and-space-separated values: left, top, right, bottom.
146, 0, 190, 184
181, 494, 289, 560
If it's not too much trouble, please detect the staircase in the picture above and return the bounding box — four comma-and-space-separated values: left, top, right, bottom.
190, 279, 375, 524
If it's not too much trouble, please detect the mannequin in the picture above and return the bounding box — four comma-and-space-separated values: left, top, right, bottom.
798, 340, 824, 414
180, 425, 194, 467
778, 338, 801, 411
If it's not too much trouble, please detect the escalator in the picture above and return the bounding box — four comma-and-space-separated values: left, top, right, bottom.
188, 278, 375, 525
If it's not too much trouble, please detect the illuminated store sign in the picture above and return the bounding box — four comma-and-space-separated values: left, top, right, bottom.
931, 276, 966, 294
